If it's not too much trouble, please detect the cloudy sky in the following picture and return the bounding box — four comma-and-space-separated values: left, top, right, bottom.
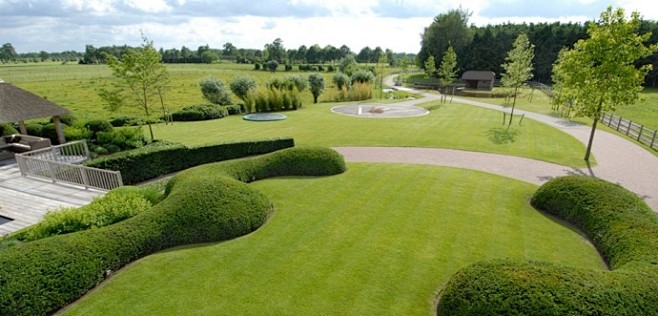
1, 0, 658, 54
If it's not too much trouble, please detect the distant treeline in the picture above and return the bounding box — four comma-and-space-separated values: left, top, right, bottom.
418, 9, 658, 85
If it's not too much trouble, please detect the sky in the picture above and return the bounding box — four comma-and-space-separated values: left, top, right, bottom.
1, 0, 658, 54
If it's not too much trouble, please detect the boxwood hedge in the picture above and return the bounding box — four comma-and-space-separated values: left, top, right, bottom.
437, 176, 658, 315
85, 138, 295, 184
0, 146, 346, 316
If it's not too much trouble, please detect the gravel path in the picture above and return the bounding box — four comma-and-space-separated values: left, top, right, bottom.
335, 77, 658, 211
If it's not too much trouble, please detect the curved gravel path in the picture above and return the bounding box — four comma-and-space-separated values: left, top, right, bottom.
335, 76, 658, 211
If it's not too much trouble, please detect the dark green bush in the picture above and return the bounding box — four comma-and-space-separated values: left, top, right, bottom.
254, 62, 261, 70
51, 114, 77, 126
171, 104, 228, 121
223, 104, 245, 115
437, 176, 658, 315
0, 146, 346, 316
0, 123, 19, 136
86, 138, 295, 184
84, 119, 113, 139
109, 116, 143, 127
41, 123, 67, 144
96, 127, 146, 150
25, 123, 44, 136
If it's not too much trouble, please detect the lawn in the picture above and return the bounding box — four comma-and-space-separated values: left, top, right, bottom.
61, 163, 605, 315
151, 100, 591, 168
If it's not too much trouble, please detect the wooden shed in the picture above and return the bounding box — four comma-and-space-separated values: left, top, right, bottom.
461, 71, 495, 91
0, 80, 69, 144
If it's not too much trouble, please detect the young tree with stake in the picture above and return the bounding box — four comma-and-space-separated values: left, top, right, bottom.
501, 33, 534, 125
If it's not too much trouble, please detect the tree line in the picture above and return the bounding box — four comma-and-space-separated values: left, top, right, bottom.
418, 8, 658, 86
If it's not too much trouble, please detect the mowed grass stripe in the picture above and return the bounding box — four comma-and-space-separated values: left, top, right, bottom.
63, 164, 605, 315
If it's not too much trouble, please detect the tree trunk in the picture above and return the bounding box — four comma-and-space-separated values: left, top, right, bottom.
584, 100, 603, 161
313, 94, 318, 104
508, 86, 519, 126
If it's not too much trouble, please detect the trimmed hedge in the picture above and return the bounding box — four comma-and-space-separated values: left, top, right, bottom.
437, 176, 658, 315
85, 138, 295, 184
0, 146, 347, 316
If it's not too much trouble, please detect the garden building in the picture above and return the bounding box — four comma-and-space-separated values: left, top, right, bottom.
461, 71, 495, 91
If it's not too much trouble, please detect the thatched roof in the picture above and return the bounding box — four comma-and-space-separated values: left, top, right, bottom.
462, 71, 495, 81
0, 80, 69, 124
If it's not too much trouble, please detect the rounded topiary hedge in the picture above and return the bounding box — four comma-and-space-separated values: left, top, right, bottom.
437, 176, 658, 315
0, 146, 346, 316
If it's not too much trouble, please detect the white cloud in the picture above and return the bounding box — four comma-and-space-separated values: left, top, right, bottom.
62, 0, 116, 14
123, 0, 172, 13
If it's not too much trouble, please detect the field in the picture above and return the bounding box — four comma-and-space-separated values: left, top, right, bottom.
61, 163, 605, 315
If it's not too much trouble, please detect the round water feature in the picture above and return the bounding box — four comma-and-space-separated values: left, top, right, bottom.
243, 113, 288, 122
331, 104, 429, 118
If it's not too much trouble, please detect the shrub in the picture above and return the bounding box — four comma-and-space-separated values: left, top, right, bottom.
96, 127, 146, 151
332, 72, 351, 90
308, 72, 325, 103
437, 176, 658, 315
84, 119, 113, 139
171, 104, 228, 121
351, 70, 375, 84
51, 114, 77, 126
110, 116, 143, 127
254, 62, 261, 70
223, 104, 245, 115
285, 64, 293, 71
266, 60, 279, 72
25, 123, 44, 136
199, 76, 233, 105
21, 187, 155, 241
327, 65, 335, 72
63, 125, 92, 141
0, 124, 19, 136
86, 138, 295, 184
0, 146, 346, 316
230, 76, 257, 104
41, 123, 67, 144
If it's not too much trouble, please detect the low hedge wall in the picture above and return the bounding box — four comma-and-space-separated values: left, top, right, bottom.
85, 138, 295, 184
437, 176, 658, 315
0, 146, 347, 316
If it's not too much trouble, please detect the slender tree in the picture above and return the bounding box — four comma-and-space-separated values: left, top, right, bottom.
424, 54, 436, 78
501, 33, 535, 125
99, 35, 169, 141
552, 7, 657, 161
308, 73, 325, 104
437, 45, 458, 102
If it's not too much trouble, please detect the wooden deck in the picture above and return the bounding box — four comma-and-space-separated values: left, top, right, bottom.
0, 158, 105, 236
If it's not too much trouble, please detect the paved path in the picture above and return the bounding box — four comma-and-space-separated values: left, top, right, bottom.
336, 77, 658, 211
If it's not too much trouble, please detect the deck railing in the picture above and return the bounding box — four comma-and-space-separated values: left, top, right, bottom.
15, 140, 123, 191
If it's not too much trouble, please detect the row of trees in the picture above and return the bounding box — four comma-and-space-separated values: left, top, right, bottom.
418, 8, 658, 85
0, 43, 82, 63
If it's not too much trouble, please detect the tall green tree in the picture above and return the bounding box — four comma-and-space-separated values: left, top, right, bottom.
552, 7, 657, 161
308, 73, 325, 104
437, 45, 458, 102
501, 33, 535, 125
424, 54, 437, 78
419, 8, 472, 70
0, 43, 17, 63
99, 35, 170, 141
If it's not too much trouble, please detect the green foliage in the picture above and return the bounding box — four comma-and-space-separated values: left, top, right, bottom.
199, 76, 233, 105
332, 72, 351, 90
419, 8, 473, 71
339, 54, 357, 75
0, 123, 18, 136
86, 138, 295, 184
501, 33, 535, 124
437, 45, 458, 91
0, 146, 345, 316
95, 127, 145, 151
438, 175, 658, 315
350, 69, 375, 84
552, 7, 658, 160
21, 187, 155, 241
254, 62, 261, 70
331, 83, 372, 102
84, 119, 113, 139
424, 54, 437, 78
41, 122, 66, 144
98, 35, 169, 142
171, 104, 228, 121
109, 115, 143, 127
25, 123, 43, 136
308, 72, 325, 103
229, 75, 257, 103
63, 125, 92, 141
266, 60, 279, 72
51, 114, 77, 126
245, 88, 302, 112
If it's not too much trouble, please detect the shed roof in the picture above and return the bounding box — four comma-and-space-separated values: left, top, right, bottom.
0, 80, 69, 124
461, 71, 495, 81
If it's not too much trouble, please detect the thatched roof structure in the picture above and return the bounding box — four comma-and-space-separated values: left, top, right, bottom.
0, 80, 69, 124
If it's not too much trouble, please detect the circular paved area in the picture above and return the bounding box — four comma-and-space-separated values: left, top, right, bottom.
334, 76, 658, 212
331, 103, 429, 118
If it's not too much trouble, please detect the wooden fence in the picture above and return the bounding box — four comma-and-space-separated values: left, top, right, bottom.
600, 112, 658, 150
15, 140, 123, 191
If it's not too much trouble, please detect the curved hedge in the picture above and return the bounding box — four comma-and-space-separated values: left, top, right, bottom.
437, 176, 658, 315
0, 146, 346, 316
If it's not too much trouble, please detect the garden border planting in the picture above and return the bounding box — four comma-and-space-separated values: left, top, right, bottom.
0, 146, 347, 316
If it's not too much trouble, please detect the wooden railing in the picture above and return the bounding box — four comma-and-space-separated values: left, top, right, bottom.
600, 112, 658, 150
15, 140, 123, 191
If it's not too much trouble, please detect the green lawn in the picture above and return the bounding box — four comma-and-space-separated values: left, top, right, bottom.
152, 100, 590, 167
62, 163, 605, 315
